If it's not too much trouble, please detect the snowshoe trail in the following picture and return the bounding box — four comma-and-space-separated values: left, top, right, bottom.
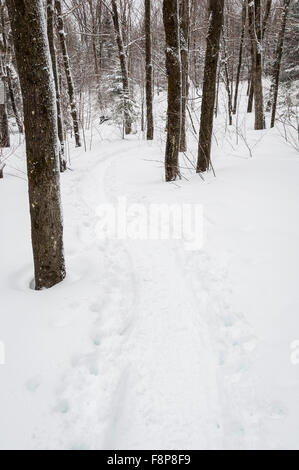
34, 134, 286, 450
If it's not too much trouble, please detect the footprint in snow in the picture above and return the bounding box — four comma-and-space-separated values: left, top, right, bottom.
267, 401, 288, 420
55, 399, 70, 414
26, 375, 42, 393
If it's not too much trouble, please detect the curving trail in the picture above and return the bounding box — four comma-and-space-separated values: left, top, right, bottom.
49, 132, 263, 450
1, 105, 298, 450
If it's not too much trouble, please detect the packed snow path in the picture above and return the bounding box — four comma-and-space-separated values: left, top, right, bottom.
0, 119, 298, 449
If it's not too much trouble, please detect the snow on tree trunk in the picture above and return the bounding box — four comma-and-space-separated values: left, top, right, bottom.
7, 0, 66, 290
88, 0, 100, 80
0, 5, 10, 148
55, 0, 81, 147
6, 65, 23, 134
47, 0, 66, 172
111, 0, 132, 135
163, 0, 182, 182
145, 0, 154, 140
267, 0, 291, 128
197, 0, 224, 173
247, 0, 271, 115
248, 0, 265, 130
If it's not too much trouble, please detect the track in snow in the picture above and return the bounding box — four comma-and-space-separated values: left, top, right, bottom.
47, 135, 262, 450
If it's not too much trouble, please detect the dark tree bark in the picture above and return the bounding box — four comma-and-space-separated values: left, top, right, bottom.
215, 65, 220, 118
6, 64, 23, 133
0, 90, 10, 147
47, 0, 66, 172
197, 0, 224, 173
88, 0, 100, 79
233, 0, 246, 114
7, 0, 66, 290
55, 0, 81, 147
247, 71, 254, 113
145, 0, 154, 140
248, 0, 265, 130
179, 0, 190, 152
262, 0, 272, 38
222, 32, 233, 126
247, 0, 271, 114
0, 2, 23, 133
247, 0, 272, 113
0, 4, 10, 147
163, 0, 182, 181
111, 0, 132, 135
267, 0, 291, 127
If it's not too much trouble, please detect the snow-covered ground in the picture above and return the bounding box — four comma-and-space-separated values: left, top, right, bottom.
0, 85, 299, 449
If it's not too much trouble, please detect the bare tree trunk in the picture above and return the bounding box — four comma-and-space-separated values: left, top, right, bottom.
145, 0, 154, 140
248, 0, 265, 130
197, 0, 224, 173
267, 0, 291, 127
247, 0, 271, 114
96, 0, 103, 99
222, 32, 233, 126
179, 0, 190, 152
111, 0, 132, 135
6, 65, 23, 133
1, 0, 23, 133
163, 0, 182, 181
7, 0, 66, 290
215, 64, 220, 117
55, 0, 81, 147
233, 0, 246, 114
247, 19, 255, 115
178, 0, 190, 152
262, 0, 272, 38
88, 0, 100, 79
247, 75, 254, 113
47, 0, 66, 171
141, 86, 145, 132
0, 85, 10, 147
0, 4, 10, 147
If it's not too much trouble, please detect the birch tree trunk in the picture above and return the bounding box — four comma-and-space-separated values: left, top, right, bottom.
197, 0, 224, 173
55, 0, 81, 147
163, 0, 182, 181
111, 0, 132, 135
179, 0, 190, 152
47, 0, 66, 171
145, 0, 154, 140
7, 0, 66, 290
